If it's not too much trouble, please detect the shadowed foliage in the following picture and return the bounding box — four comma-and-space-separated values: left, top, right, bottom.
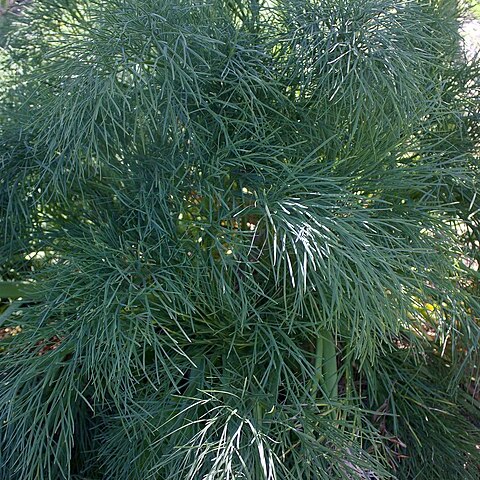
0, 0, 479, 478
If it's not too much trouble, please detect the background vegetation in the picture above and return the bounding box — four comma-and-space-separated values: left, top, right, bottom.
0, 0, 479, 479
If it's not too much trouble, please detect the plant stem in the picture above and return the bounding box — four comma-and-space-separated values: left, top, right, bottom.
313, 329, 338, 401
322, 330, 338, 400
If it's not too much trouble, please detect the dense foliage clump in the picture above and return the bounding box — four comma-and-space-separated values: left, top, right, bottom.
0, 0, 479, 478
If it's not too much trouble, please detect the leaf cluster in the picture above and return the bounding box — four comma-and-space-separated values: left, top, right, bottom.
0, 0, 479, 478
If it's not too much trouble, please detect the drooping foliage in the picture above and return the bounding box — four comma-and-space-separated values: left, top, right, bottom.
0, 0, 479, 479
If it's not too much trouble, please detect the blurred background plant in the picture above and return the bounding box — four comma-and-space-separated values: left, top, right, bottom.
0, 0, 479, 479
468, 0, 480, 18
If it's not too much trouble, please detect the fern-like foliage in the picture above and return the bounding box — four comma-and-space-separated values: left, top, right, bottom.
0, 0, 479, 479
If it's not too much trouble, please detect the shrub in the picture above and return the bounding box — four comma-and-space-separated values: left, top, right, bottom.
0, 0, 479, 478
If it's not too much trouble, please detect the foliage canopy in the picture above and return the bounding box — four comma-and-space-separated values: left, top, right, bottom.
0, 0, 479, 479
